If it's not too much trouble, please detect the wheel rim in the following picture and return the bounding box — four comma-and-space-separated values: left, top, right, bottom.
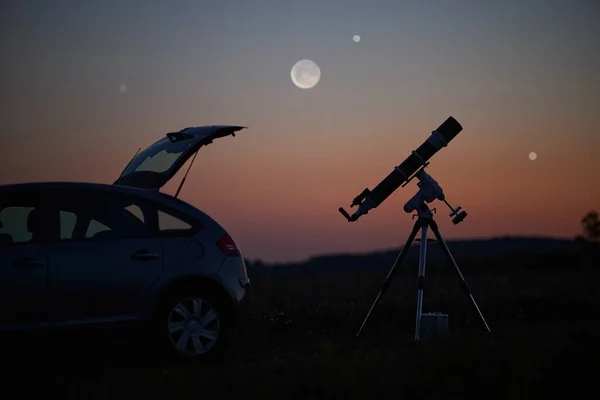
167, 297, 220, 356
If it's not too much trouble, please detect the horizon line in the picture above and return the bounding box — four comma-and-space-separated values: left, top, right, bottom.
246, 234, 581, 265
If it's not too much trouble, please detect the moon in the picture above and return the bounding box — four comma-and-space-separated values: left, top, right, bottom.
291, 59, 321, 89
529, 152, 537, 161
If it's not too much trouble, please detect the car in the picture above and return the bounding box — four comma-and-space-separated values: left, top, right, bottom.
0, 125, 251, 361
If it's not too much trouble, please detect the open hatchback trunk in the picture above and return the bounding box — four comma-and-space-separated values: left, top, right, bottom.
114, 125, 246, 190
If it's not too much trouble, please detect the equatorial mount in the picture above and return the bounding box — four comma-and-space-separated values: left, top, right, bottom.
402, 164, 467, 225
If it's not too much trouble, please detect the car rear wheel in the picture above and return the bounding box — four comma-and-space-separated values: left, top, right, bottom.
155, 289, 230, 362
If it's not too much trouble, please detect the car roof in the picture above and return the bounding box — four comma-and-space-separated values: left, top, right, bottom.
0, 181, 204, 214
0, 181, 162, 200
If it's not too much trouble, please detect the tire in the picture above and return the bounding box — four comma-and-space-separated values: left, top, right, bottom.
153, 286, 231, 363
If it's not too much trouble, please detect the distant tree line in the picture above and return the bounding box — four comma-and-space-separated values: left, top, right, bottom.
576, 211, 600, 244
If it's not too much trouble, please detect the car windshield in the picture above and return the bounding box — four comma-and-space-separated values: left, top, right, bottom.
120, 133, 193, 177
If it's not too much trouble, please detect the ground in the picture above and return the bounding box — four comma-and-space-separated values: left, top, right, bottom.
5, 249, 600, 399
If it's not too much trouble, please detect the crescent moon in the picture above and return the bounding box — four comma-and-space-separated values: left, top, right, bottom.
291, 59, 321, 89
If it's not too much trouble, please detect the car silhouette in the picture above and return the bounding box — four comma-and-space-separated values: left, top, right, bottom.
0, 125, 251, 361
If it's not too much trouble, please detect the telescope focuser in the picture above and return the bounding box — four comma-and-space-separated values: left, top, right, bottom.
351, 188, 371, 207
339, 188, 372, 221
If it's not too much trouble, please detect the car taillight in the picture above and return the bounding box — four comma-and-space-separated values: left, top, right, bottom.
217, 233, 241, 257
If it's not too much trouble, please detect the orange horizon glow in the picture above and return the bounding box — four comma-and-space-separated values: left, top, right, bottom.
2, 119, 597, 262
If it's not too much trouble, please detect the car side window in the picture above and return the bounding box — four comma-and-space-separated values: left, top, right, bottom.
125, 204, 145, 223
52, 190, 152, 242
59, 211, 77, 240
85, 219, 111, 239
0, 191, 47, 245
159, 210, 191, 231
0, 206, 35, 244
154, 207, 200, 238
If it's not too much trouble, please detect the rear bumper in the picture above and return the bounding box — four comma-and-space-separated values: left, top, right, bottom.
231, 285, 250, 329
216, 257, 251, 329
239, 277, 251, 289
217, 258, 250, 301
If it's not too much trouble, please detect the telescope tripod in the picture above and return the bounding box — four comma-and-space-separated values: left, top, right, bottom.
356, 203, 492, 340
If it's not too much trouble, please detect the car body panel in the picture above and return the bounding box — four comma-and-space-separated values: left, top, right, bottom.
0, 181, 250, 332
47, 237, 164, 322
0, 243, 49, 327
216, 256, 250, 303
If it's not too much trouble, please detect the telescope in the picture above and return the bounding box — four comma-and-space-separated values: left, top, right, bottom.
343, 116, 492, 340
339, 116, 463, 222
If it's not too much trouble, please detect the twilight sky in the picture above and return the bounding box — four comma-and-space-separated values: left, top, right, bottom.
1, 0, 598, 262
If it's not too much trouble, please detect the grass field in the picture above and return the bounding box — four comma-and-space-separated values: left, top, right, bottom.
5, 248, 600, 399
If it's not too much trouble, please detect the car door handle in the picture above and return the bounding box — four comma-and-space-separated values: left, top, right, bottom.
13, 258, 45, 268
130, 250, 159, 261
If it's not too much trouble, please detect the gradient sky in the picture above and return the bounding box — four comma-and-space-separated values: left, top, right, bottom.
1, 0, 599, 262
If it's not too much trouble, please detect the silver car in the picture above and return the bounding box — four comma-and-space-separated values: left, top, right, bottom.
0, 125, 251, 361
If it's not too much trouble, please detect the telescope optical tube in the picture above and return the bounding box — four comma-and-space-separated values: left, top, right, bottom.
365, 117, 462, 208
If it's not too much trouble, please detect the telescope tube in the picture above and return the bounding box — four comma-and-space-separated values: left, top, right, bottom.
367, 116, 462, 207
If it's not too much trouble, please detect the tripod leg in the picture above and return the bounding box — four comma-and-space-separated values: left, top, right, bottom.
415, 224, 429, 341
356, 219, 422, 337
428, 220, 492, 333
